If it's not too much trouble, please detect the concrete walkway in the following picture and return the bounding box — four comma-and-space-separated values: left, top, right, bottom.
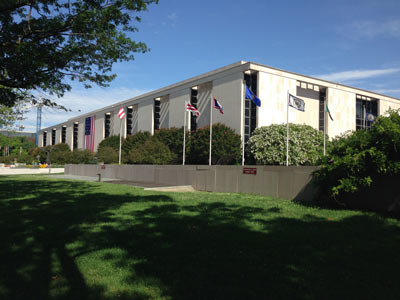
0, 167, 64, 175
46, 174, 196, 192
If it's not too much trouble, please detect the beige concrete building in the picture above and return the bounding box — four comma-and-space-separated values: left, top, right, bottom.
39, 61, 400, 151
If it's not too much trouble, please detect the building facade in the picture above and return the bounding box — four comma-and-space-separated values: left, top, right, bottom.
38, 61, 400, 151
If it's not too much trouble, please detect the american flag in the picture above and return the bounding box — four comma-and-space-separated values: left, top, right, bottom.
85, 116, 96, 152
186, 103, 200, 116
212, 97, 224, 114
117, 107, 125, 119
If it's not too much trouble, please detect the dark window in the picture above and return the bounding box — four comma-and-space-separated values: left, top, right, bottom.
244, 72, 258, 143
51, 129, 56, 145
356, 95, 378, 130
61, 126, 66, 143
43, 132, 47, 147
154, 99, 160, 131
73, 123, 79, 149
190, 89, 198, 132
126, 107, 133, 135
104, 113, 111, 138
319, 89, 326, 132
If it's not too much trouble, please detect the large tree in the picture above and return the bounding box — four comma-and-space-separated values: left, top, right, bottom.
0, 0, 157, 106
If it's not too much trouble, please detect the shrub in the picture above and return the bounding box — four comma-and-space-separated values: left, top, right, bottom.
127, 137, 175, 165
154, 127, 186, 164
15, 153, 33, 164
122, 131, 151, 157
29, 147, 46, 163
248, 124, 325, 166
312, 109, 400, 210
68, 149, 95, 164
97, 146, 119, 164
97, 135, 121, 152
187, 123, 241, 165
50, 143, 71, 164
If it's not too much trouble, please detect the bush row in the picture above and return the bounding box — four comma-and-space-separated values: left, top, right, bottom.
97, 123, 242, 165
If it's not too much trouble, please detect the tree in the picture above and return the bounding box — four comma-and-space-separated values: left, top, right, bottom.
127, 137, 174, 164
187, 123, 242, 165
0, 0, 158, 106
312, 109, 400, 210
248, 124, 325, 166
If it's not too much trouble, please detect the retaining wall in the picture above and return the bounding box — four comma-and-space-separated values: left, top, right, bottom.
65, 164, 319, 200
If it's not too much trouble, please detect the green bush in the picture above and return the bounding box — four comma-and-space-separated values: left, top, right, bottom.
68, 149, 95, 164
29, 147, 46, 163
97, 146, 119, 164
187, 123, 241, 165
154, 127, 186, 164
98, 135, 121, 152
312, 109, 400, 210
50, 143, 71, 164
122, 131, 151, 157
127, 137, 175, 165
248, 124, 325, 166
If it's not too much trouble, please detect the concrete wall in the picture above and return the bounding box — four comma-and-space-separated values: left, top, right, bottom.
213, 72, 244, 135
138, 100, 153, 134
169, 88, 191, 128
65, 164, 318, 200
327, 87, 356, 138
258, 71, 298, 127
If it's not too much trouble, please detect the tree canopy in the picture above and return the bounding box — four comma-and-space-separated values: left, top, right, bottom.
0, 0, 158, 106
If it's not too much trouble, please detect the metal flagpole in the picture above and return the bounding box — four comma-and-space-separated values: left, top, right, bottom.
118, 119, 123, 165
209, 94, 213, 166
286, 91, 289, 167
242, 80, 246, 166
363, 105, 366, 129
323, 102, 327, 156
183, 101, 187, 165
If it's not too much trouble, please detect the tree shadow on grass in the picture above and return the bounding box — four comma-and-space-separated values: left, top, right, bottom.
0, 177, 172, 300
1, 177, 400, 299
91, 203, 400, 300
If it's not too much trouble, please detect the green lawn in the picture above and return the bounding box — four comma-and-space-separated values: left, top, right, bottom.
1, 175, 399, 300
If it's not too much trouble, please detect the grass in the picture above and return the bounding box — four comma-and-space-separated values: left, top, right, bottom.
0, 175, 399, 300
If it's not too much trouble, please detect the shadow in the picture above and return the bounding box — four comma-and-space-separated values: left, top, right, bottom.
1, 176, 400, 299
0, 176, 172, 300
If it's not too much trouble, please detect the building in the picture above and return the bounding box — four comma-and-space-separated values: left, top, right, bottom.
38, 61, 400, 151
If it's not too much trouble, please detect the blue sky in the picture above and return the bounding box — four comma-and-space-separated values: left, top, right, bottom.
21, 0, 400, 131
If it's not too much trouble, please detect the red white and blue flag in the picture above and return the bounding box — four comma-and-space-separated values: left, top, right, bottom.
186, 103, 200, 116
212, 97, 224, 114
85, 115, 96, 152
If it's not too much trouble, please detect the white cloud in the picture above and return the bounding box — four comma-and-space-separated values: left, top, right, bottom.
346, 20, 400, 39
20, 86, 149, 132
373, 89, 400, 94
167, 13, 177, 21
314, 68, 400, 82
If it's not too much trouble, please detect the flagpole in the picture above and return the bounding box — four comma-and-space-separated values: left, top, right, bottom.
209, 94, 213, 166
242, 80, 246, 166
286, 91, 289, 167
118, 118, 122, 165
183, 101, 187, 165
323, 102, 326, 156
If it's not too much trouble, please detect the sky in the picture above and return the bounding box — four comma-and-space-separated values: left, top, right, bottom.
19, 0, 400, 132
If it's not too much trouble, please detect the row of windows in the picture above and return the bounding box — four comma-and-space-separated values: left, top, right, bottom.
42, 82, 380, 147
42, 126, 67, 146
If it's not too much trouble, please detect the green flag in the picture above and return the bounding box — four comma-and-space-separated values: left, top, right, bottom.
325, 104, 334, 121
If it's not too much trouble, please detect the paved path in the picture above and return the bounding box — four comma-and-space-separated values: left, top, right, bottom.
0, 168, 64, 175
46, 174, 195, 192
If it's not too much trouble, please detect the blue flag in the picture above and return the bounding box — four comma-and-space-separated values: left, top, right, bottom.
245, 85, 261, 107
